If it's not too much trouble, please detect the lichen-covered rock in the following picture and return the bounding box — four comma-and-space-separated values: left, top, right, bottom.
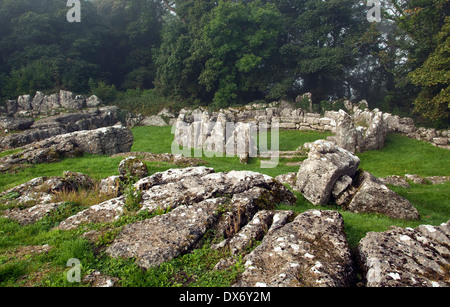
0, 172, 96, 225
2, 202, 63, 225
107, 198, 223, 268
296, 140, 360, 205
335, 109, 387, 153
56, 197, 125, 230
0, 124, 133, 166
118, 157, 148, 180
274, 172, 297, 188
100, 167, 296, 269
0, 106, 120, 151
339, 171, 420, 220
357, 221, 450, 287
234, 210, 354, 287
0, 116, 34, 131
99, 175, 123, 196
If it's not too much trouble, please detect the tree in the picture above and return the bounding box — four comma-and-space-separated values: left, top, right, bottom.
200, 0, 283, 108
383, 0, 450, 118
409, 16, 450, 126
273, 0, 368, 103
94, 0, 165, 89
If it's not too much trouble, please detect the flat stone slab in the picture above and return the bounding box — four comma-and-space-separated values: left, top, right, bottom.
357, 221, 450, 287
234, 209, 354, 287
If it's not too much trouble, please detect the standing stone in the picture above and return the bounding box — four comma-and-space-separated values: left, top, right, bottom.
296, 140, 360, 206
17, 95, 32, 112
335, 110, 357, 152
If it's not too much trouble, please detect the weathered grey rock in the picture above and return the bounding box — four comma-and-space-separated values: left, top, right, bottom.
107, 198, 222, 268
335, 110, 357, 152
140, 115, 168, 127
118, 157, 148, 180
56, 167, 296, 235
17, 95, 32, 112
331, 175, 353, 198
405, 174, 428, 184
383, 113, 400, 132
0, 106, 120, 150
100, 167, 296, 269
1, 172, 96, 225
59, 90, 86, 110
357, 221, 450, 287
57, 197, 125, 230
157, 108, 176, 118
335, 109, 387, 153
0, 116, 34, 131
432, 137, 448, 146
2, 202, 62, 226
215, 210, 294, 256
138, 168, 296, 215
99, 176, 123, 196
296, 140, 360, 205
234, 210, 354, 287
39, 93, 61, 114
378, 175, 411, 188
425, 176, 450, 185
275, 172, 297, 187
340, 171, 420, 220
6, 100, 18, 114
111, 151, 206, 167
0, 124, 133, 166
86, 95, 102, 108
31, 91, 46, 111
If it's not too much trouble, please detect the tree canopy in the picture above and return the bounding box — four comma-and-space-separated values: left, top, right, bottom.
0, 0, 448, 127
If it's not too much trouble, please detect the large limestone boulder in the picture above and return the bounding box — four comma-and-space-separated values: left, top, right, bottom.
59, 167, 298, 269
0, 124, 133, 166
234, 210, 354, 287
357, 221, 450, 287
338, 171, 420, 220
0, 106, 120, 151
295, 140, 419, 220
296, 140, 360, 205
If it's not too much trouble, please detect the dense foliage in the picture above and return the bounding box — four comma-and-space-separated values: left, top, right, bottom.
0, 0, 448, 126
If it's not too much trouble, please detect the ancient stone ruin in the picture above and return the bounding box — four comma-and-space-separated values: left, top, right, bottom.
173, 111, 258, 162
0, 91, 134, 171
333, 108, 387, 153
0, 91, 449, 287
168, 97, 449, 151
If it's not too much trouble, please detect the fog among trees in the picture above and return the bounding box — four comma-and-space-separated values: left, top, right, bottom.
0, 0, 448, 127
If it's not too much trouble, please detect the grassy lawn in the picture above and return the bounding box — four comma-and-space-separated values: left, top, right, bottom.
0, 126, 449, 286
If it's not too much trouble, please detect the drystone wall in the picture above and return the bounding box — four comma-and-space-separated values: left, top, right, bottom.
166, 95, 449, 152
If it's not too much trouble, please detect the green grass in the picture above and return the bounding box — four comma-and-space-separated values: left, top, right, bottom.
0, 126, 449, 286
357, 133, 450, 177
